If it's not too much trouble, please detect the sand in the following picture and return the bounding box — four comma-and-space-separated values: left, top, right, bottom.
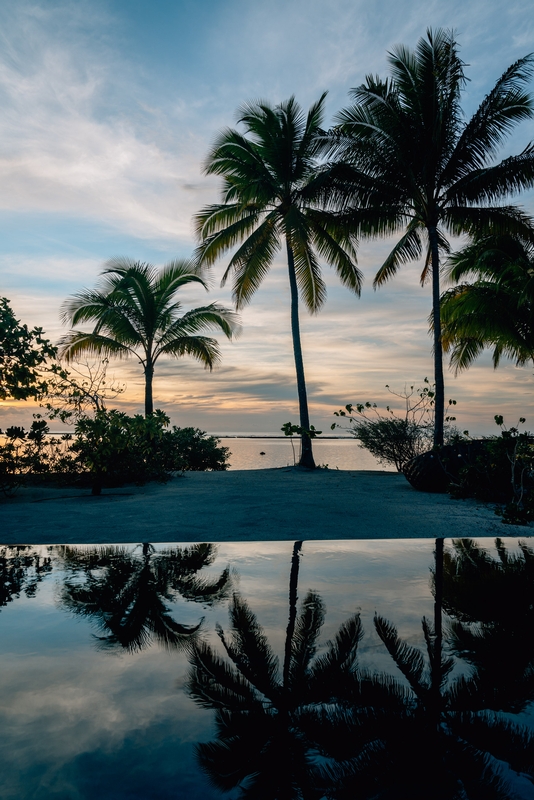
1, 467, 528, 545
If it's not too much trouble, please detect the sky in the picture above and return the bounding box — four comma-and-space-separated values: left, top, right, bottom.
1, 0, 533, 435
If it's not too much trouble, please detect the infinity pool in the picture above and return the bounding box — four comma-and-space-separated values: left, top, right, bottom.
0, 538, 532, 799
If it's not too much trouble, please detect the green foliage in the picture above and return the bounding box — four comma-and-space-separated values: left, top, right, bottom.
441, 234, 534, 372
450, 416, 534, 524
0, 297, 56, 401
332, 381, 459, 471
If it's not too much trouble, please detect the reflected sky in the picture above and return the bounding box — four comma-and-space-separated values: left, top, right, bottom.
0, 538, 533, 799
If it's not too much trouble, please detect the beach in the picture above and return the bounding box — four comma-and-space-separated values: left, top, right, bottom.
0, 468, 525, 545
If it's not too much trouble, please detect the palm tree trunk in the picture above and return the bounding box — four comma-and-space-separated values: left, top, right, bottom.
286, 241, 315, 469
144, 361, 154, 416
428, 225, 445, 448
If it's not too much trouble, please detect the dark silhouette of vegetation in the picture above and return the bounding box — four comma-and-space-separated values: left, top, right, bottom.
0, 297, 56, 401
441, 234, 534, 371
59, 259, 239, 415
332, 380, 458, 471
187, 541, 364, 797
195, 95, 362, 468
440, 537, 534, 712
0, 546, 53, 607
332, 29, 534, 447
60, 542, 231, 653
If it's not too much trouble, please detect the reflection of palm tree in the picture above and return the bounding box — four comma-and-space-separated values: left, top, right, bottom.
315, 539, 534, 799
60, 542, 231, 653
188, 541, 363, 798
440, 537, 534, 712
0, 546, 52, 608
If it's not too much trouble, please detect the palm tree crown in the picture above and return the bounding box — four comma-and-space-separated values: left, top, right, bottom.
333, 29, 534, 446
441, 234, 534, 371
59, 258, 240, 415
195, 94, 362, 468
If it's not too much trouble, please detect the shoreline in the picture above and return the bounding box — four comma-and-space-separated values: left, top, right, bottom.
1, 467, 529, 545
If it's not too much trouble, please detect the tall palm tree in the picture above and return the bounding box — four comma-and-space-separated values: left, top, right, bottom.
194, 95, 362, 468
333, 29, 534, 446
59, 258, 240, 415
440, 234, 534, 371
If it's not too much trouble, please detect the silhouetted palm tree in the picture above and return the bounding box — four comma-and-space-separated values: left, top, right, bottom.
195, 96, 362, 468
60, 542, 231, 653
441, 235, 534, 372
59, 259, 239, 415
333, 29, 534, 446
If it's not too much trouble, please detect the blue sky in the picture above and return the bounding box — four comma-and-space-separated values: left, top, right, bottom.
1, 0, 534, 433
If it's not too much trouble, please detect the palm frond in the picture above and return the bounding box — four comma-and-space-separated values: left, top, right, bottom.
374, 220, 423, 287
58, 331, 137, 363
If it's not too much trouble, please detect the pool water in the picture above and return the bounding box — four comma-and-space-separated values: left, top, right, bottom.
0, 538, 532, 799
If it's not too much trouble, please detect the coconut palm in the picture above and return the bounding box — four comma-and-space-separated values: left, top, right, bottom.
440, 234, 534, 371
194, 95, 362, 468
333, 29, 534, 446
59, 258, 240, 415
59, 542, 231, 653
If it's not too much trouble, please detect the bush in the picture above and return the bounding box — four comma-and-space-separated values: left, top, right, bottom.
449, 417, 534, 524
0, 417, 75, 496
163, 427, 230, 472
333, 380, 459, 471
1, 410, 231, 497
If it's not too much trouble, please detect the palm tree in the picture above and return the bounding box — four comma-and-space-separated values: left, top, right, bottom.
59, 258, 240, 415
441, 234, 534, 371
333, 29, 534, 446
59, 542, 231, 653
194, 95, 362, 468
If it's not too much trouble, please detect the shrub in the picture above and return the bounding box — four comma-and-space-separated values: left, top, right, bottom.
333, 380, 459, 471
449, 416, 534, 524
0, 417, 75, 496
163, 427, 230, 472
68, 412, 230, 493
1, 409, 230, 497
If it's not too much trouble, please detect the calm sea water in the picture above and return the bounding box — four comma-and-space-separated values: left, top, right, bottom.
216, 436, 396, 471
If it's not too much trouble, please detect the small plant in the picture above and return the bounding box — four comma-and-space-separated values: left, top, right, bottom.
332, 380, 459, 471
281, 422, 322, 466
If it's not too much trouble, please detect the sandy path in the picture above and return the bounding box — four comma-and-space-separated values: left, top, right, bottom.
1, 468, 525, 545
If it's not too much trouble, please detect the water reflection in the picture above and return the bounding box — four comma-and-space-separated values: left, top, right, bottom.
0, 545, 52, 607
59, 542, 231, 653
0, 538, 532, 799
189, 539, 534, 799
